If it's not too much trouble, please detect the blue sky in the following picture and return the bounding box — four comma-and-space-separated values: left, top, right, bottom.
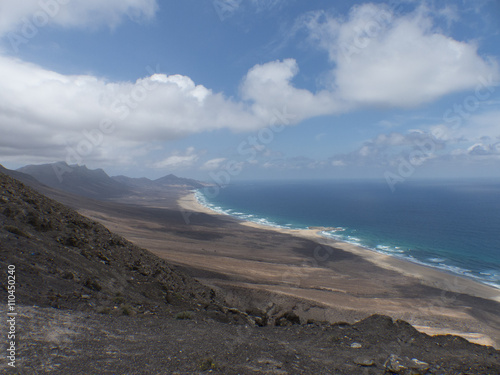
0, 0, 499, 183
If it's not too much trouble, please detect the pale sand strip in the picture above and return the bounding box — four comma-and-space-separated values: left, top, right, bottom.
293, 229, 500, 303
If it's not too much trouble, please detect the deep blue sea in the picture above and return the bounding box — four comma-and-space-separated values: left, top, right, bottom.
196, 179, 500, 289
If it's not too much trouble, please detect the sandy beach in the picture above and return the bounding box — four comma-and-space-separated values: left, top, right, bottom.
178, 192, 500, 301
179, 192, 500, 342
77, 190, 500, 348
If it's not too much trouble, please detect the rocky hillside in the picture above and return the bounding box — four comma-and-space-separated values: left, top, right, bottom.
0, 171, 232, 320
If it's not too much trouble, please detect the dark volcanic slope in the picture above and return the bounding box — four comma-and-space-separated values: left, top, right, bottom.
0, 171, 220, 316
0, 165, 42, 188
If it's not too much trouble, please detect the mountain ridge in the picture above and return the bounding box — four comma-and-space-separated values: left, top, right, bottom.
15, 161, 204, 200
0, 169, 224, 316
112, 173, 204, 190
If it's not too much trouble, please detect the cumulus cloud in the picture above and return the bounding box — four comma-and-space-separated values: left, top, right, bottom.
0, 55, 263, 164
467, 143, 500, 156
220, 109, 500, 174
0, 0, 158, 37
455, 110, 500, 143
201, 158, 227, 171
151, 147, 199, 169
0, 55, 340, 165
241, 58, 345, 122
327, 130, 447, 169
304, 3, 499, 107
329, 108, 500, 169
331, 160, 346, 167
432, 110, 500, 160
261, 156, 324, 171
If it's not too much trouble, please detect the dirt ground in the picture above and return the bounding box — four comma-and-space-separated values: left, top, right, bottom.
3, 305, 500, 375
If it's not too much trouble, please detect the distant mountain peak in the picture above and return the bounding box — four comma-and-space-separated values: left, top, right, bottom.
154, 173, 204, 188
113, 173, 204, 190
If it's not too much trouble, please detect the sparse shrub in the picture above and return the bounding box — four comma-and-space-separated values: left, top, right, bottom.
173, 292, 184, 301
65, 235, 82, 247
3, 206, 21, 218
61, 271, 74, 280
97, 306, 112, 314
175, 311, 193, 320
84, 278, 102, 291
114, 295, 125, 304
275, 311, 301, 326
199, 357, 216, 371
108, 235, 126, 247
166, 291, 184, 304
121, 304, 133, 316
4, 225, 29, 238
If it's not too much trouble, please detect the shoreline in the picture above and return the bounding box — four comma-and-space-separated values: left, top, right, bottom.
177, 190, 500, 347
179, 191, 500, 303
74, 188, 500, 349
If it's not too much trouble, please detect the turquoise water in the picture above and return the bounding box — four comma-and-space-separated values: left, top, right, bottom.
197, 179, 500, 289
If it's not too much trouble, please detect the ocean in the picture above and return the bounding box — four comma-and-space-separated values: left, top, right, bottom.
196, 179, 500, 289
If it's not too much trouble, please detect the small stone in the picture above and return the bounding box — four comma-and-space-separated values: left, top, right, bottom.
384, 354, 407, 373
354, 357, 375, 366
411, 358, 429, 366
382, 355, 430, 374
409, 358, 430, 374
350, 342, 362, 349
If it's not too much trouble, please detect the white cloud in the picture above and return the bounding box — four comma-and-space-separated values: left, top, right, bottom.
326, 129, 447, 168
241, 58, 346, 122
0, 54, 349, 167
151, 147, 199, 169
459, 110, 500, 142
428, 109, 500, 145
305, 4, 499, 107
212, 0, 286, 21
331, 160, 346, 167
201, 158, 227, 171
315, 133, 327, 141
0, 0, 158, 37
329, 108, 500, 169
0, 55, 265, 164
249, 0, 285, 12
373, 133, 407, 146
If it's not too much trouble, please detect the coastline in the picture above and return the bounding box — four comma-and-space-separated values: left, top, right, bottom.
178, 190, 500, 347
180, 191, 500, 303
